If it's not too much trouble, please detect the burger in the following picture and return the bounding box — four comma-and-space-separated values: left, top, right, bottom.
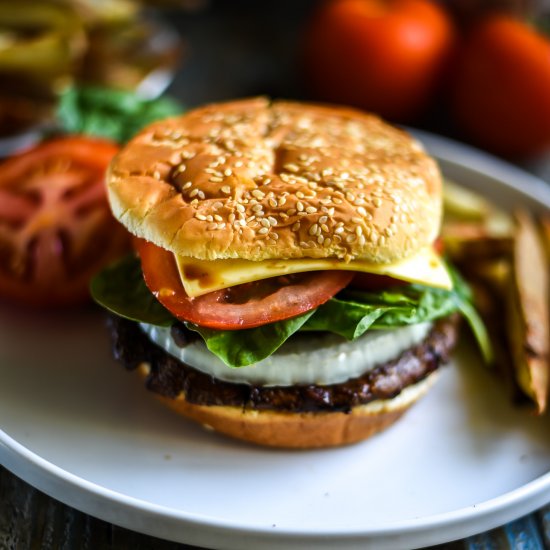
93, 98, 486, 448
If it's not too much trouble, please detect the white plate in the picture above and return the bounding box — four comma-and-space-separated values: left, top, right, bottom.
2, 133, 550, 550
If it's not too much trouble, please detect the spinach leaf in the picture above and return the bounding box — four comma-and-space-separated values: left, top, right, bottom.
57, 86, 182, 143
186, 310, 316, 368
90, 255, 174, 326
90, 256, 491, 367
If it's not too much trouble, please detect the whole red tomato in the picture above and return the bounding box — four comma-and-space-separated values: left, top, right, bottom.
304, 0, 455, 122
0, 136, 129, 307
452, 14, 550, 158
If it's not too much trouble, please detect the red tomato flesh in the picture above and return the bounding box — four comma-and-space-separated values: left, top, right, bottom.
136, 238, 354, 330
0, 136, 128, 307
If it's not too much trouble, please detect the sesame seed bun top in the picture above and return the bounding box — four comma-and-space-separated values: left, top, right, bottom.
107, 98, 442, 263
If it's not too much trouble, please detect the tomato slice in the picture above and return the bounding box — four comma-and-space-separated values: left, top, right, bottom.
0, 136, 129, 307
136, 238, 354, 330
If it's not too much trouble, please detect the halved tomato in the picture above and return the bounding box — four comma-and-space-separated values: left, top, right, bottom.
0, 136, 129, 307
135, 238, 354, 330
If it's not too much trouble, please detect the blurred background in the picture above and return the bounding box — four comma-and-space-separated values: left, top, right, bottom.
3, 0, 550, 164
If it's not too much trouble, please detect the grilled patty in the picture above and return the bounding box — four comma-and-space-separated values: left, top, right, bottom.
109, 315, 459, 414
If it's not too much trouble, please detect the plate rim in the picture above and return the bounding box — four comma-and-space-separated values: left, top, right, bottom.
2, 131, 550, 549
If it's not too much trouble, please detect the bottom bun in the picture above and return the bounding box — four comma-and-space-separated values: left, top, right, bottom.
138, 365, 439, 448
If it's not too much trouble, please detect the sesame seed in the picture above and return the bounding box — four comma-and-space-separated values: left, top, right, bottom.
309, 224, 319, 236
291, 222, 300, 231
182, 181, 192, 190
210, 176, 223, 183
373, 197, 382, 207
321, 223, 329, 233
296, 202, 304, 212
258, 227, 269, 235
334, 226, 344, 234
224, 169, 233, 177
214, 214, 223, 222
189, 189, 199, 198
221, 186, 231, 194
305, 206, 317, 214
195, 214, 207, 221
236, 204, 245, 213
319, 216, 328, 224
207, 222, 217, 230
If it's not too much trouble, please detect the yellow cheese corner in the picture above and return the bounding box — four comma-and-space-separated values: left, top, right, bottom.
175, 247, 452, 298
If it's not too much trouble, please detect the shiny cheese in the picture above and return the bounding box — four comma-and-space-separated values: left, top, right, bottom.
175, 247, 452, 297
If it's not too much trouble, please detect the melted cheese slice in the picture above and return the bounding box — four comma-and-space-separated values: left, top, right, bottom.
175, 247, 452, 298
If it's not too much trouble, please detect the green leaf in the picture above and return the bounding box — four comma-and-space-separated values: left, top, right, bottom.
91, 254, 492, 368
57, 86, 182, 143
90, 255, 174, 326
448, 264, 493, 364
186, 310, 316, 368
305, 285, 459, 339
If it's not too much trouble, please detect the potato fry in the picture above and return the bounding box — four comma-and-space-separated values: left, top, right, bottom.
541, 217, 550, 258
442, 180, 513, 264
443, 179, 492, 221
506, 210, 550, 414
442, 222, 512, 263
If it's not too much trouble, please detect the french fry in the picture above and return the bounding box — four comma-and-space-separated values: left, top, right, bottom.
541, 217, 550, 258
442, 180, 513, 264
442, 222, 512, 263
506, 210, 550, 414
443, 179, 492, 221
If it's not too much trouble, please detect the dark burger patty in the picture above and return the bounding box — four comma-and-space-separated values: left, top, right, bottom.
109, 315, 459, 414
